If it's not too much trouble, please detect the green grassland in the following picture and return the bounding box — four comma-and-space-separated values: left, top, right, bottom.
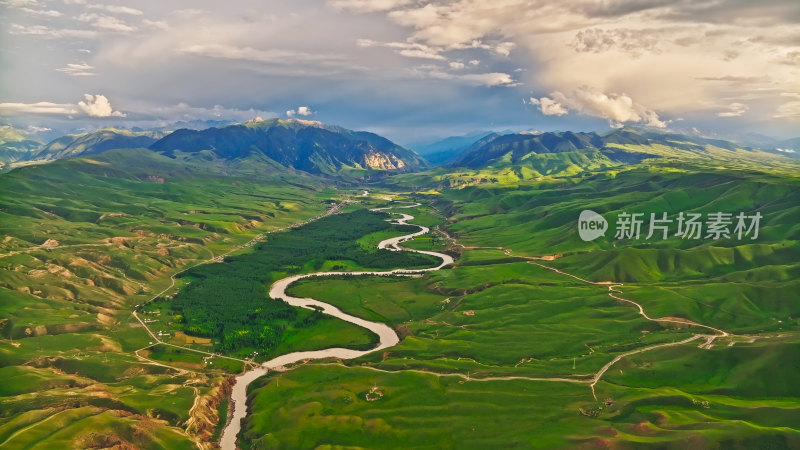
3, 138, 800, 449
241, 159, 800, 448
0, 149, 364, 448
144, 208, 438, 359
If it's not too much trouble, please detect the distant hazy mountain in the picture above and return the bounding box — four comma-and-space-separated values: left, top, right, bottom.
34, 128, 167, 161
0, 125, 44, 167
775, 137, 800, 156
452, 129, 660, 169
411, 131, 498, 166
150, 118, 426, 176
449, 127, 800, 172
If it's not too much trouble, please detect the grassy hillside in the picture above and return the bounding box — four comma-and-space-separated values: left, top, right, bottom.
33, 128, 167, 161
0, 149, 342, 447
0, 125, 43, 169
150, 118, 426, 178
241, 158, 800, 448
143, 209, 438, 359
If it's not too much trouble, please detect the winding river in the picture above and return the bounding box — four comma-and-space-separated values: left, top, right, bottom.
220, 203, 454, 449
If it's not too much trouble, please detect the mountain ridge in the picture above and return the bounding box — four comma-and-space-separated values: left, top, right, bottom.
149, 118, 426, 177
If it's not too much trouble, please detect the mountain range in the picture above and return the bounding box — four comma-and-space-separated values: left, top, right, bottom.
1, 120, 798, 177
150, 118, 426, 176
0, 119, 426, 177
0, 125, 44, 166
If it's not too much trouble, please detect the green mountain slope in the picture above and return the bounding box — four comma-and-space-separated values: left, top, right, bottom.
33, 128, 167, 161
411, 131, 497, 166
0, 125, 44, 168
150, 118, 426, 177
453, 129, 658, 169
0, 148, 342, 447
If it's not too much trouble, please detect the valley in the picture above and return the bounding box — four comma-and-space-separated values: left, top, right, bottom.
1, 123, 799, 449
5, 2, 800, 447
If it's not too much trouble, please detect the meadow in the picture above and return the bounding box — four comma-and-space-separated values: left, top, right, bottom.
241, 163, 800, 448
0, 149, 365, 448
145, 208, 438, 359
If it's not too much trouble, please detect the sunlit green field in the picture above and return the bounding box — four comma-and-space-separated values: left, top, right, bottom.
0, 150, 347, 448
242, 165, 800, 448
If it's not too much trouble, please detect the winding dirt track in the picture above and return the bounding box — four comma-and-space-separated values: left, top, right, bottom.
220, 203, 453, 449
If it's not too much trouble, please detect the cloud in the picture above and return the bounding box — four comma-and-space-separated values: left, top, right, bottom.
27, 125, 52, 132
142, 19, 168, 30
0, 101, 77, 115
86, 4, 142, 15
449, 61, 465, 69
2, 0, 41, 6
357, 38, 445, 60
77, 94, 126, 117
141, 102, 276, 123
180, 43, 351, 66
774, 93, 800, 119
328, 0, 414, 13
717, 102, 748, 117
355, 0, 800, 126
76, 13, 137, 32
9, 23, 98, 39
286, 106, 313, 117
20, 7, 62, 17
411, 66, 518, 87
529, 97, 568, 116
56, 62, 95, 76
460, 72, 518, 87
533, 87, 666, 127
570, 28, 663, 56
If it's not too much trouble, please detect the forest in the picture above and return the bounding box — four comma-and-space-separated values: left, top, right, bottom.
154, 209, 437, 355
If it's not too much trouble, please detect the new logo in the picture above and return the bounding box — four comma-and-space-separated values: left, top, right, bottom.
578, 210, 608, 241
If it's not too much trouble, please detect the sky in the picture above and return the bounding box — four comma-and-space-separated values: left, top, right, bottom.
1, 0, 799, 145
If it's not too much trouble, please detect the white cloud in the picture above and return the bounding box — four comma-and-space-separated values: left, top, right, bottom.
536, 87, 666, 127
286, 106, 313, 117
775, 101, 800, 119
86, 4, 142, 15
460, 72, 517, 87
76, 13, 136, 32
27, 125, 52, 132
468, 59, 480, 65
77, 94, 125, 117
9, 23, 98, 39
717, 102, 748, 117
56, 62, 95, 76
328, 0, 414, 13
2, 0, 40, 6
142, 19, 168, 30
0, 101, 77, 115
449, 61, 464, 69
411, 66, 517, 87
360, 0, 800, 125
493, 41, 515, 57
357, 38, 444, 60
144, 102, 276, 123
181, 43, 350, 66
20, 7, 62, 17
529, 97, 568, 116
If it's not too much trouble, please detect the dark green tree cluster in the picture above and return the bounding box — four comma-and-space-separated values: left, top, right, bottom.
167, 209, 437, 355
